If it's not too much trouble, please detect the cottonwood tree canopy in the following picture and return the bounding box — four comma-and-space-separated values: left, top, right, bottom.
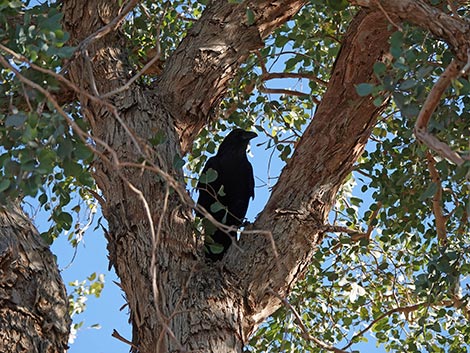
0, 0, 469, 352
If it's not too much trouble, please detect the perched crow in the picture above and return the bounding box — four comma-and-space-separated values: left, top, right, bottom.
196, 129, 257, 260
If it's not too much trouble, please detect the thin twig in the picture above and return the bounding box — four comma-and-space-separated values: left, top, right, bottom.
374, 0, 402, 31
268, 288, 348, 353
61, 0, 139, 75
0, 44, 145, 158
101, 2, 169, 98
364, 201, 382, 240
415, 60, 459, 130
342, 302, 426, 351
254, 50, 322, 102
112, 329, 139, 351
259, 86, 318, 101
262, 71, 328, 86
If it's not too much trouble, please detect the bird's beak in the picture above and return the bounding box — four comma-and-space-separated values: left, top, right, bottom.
243, 131, 258, 140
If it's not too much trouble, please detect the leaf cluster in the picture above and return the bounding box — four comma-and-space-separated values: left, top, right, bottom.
248, 5, 470, 353
0, 1, 96, 243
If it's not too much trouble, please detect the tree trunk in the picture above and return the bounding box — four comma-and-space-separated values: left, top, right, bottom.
61, 1, 393, 352
0, 204, 70, 353
2, 0, 468, 352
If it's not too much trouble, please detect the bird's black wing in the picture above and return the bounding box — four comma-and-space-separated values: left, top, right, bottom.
248, 160, 255, 200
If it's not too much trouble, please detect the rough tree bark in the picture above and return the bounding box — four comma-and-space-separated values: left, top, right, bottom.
58, 1, 395, 352
43, 1, 468, 353
0, 204, 70, 353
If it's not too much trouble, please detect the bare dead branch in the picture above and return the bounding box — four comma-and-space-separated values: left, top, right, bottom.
112, 329, 139, 350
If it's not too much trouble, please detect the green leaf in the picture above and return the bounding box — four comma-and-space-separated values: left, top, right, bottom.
0, 179, 10, 192
206, 242, 224, 254
5, 113, 28, 127
355, 83, 374, 97
373, 96, 384, 107
149, 130, 166, 146
275, 35, 289, 47
207, 141, 216, 154
285, 57, 299, 71
199, 168, 218, 184
40, 231, 54, 245
326, 0, 349, 10
246, 8, 255, 26
217, 185, 226, 196
399, 79, 417, 90
173, 154, 185, 169
57, 139, 73, 159
58, 211, 73, 230
210, 201, 225, 213
373, 62, 387, 76
416, 65, 434, 79
74, 143, 94, 161
63, 158, 82, 177
419, 182, 438, 201
38, 192, 48, 205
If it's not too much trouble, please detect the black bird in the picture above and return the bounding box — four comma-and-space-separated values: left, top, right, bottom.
196, 129, 257, 261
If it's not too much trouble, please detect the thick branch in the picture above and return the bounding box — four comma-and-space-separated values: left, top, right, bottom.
351, 0, 470, 61
157, 0, 308, 153
224, 10, 395, 339
0, 204, 70, 353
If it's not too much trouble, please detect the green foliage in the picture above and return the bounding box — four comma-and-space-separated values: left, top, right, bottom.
68, 272, 105, 343
246, 4, 470, 353
122, 0, 205, 77
1, 0, 469, 351
0, 1, 96, 244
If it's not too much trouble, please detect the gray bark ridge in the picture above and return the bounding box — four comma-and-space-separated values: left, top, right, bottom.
0, 205, 70, 353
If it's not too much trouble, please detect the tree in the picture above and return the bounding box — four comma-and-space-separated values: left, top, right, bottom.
0, 0, 469, 352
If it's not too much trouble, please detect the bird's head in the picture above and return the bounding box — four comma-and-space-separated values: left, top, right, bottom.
218, 129, 258, 155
